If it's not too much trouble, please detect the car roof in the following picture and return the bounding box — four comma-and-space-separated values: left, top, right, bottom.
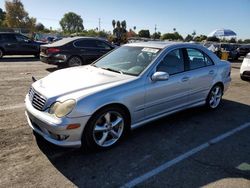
43, 36, 107, 47
124, 41, 203, 49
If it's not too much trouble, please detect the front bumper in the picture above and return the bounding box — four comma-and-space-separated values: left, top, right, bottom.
25, 95, 91, 147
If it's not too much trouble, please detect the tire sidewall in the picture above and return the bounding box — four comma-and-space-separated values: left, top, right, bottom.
68, 56, 82, 67
83, 106, 129, 151
0, 49, 4, 58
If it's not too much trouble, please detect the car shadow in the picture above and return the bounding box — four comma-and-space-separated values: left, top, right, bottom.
35, 99, 250, 187
46, 67, 60, 72
0, 56, 39, 62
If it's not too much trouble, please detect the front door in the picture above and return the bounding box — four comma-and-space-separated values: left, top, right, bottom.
145, 48, 191, 119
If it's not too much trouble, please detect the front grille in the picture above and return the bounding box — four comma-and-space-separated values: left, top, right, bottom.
29, 87, 46, 111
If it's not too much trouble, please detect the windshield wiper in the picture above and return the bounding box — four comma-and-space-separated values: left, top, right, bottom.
101, 67, 123, 74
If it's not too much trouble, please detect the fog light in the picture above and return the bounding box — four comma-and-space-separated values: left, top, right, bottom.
66, 124, 80, 130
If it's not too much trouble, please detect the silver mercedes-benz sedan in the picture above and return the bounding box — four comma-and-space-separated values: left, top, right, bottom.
25, 42, 231, 150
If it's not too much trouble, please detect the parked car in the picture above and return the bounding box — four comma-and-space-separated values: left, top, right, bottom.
237, 44, 250, 57
220, 43, 240, 60
25, 42, 231, 150
240, 53, 250, 81
0, 32, 45, 58
40, 37, 115, 68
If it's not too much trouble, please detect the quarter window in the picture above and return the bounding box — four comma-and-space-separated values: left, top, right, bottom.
186, 48, 215, 69
156, 49, 184, 75
96, 41, 111, 49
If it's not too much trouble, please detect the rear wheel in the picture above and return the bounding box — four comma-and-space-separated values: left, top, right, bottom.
0, 49, 4, 58
68, 56, 82, 67
83, 106, 129, 151
206, 85, 223, 109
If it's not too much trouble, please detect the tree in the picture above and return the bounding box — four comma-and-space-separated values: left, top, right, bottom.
35, 22, 45, 31
112, 20, 127, 44
60, 12, 84, 33
228, 38, 236, 43
194, 35, 207, 42
133, 26, 136, 31
152, 32, 161, 39
173, 28, 176, 32
0, 8, 6, 27
207, 36, 220, 42
243, 39, 250, 43
192, 30, 196, 37
184, 34, 193, 42
5, 0, 36, 30
112, 20, 116, 28
138, 30, 150, 38
161, 32, 183, 41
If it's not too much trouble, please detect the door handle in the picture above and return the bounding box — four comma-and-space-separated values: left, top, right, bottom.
181, 77, 189, 82
209, 70, 215, 75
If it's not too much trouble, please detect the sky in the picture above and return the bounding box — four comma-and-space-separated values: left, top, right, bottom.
0, 0, 250, 39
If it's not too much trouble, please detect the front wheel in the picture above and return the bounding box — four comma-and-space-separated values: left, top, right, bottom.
83, 106, 129, 151
206, 85, 223, 109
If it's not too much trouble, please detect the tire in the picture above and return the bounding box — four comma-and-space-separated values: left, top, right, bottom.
241, 75, 249, 81
67, 56, 82, 67
206, 85, 223, 109
83, 106, 129, 151
0, 49, 4, 58
34, 54, 40, 58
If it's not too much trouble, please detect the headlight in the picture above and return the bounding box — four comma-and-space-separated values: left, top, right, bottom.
49, 99, 76, 118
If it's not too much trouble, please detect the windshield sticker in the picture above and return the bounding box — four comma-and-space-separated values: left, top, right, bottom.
142, 48, 159, 53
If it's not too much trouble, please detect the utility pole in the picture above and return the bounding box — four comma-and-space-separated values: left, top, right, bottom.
154, 24, 157, 39
98, 18, 101, 31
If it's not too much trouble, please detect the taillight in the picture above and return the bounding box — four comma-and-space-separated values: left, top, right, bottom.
47, 48, 60, 54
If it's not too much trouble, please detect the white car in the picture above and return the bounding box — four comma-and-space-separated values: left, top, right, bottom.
240, 53, 250, 80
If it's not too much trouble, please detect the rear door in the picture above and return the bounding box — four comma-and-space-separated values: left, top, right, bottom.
73, 39, 100, 64
95, 40, 113, 57
184, 48, 216, 103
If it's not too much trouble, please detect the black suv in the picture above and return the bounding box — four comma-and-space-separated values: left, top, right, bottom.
40, 37, 115, 68
0, 32, 45, 58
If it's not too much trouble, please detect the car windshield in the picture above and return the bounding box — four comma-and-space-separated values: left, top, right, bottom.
93, 46, 161, 76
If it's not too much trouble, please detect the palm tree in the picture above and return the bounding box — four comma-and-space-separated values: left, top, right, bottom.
117, 21, 121, 28
133, 26, 136, 31
112, 20, 116, 28
173, 28, 176, 32
121, 20, 126, 29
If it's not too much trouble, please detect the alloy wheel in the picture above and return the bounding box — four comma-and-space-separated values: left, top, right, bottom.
93, 111, 124, 147
209, 86, 222, 108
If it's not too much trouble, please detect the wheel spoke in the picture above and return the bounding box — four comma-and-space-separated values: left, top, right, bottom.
104, 113, 111, 123
112, 117, 123, 128
94, 124, 107, 132
98, 132, 108, 146
109, 130, 119, 139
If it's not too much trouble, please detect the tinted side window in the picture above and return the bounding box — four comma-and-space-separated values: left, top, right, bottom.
74, 39, 96, 48
187, 48, 206, 70
2, 34, 17, 42
15, 34, 29, 42
156, 49, 184, 75
96, 41, 111, 49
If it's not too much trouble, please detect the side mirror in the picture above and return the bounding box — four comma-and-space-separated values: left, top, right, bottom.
151, 71, 169, 81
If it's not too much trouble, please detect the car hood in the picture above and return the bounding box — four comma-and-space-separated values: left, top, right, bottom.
32, 65, 135, 99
